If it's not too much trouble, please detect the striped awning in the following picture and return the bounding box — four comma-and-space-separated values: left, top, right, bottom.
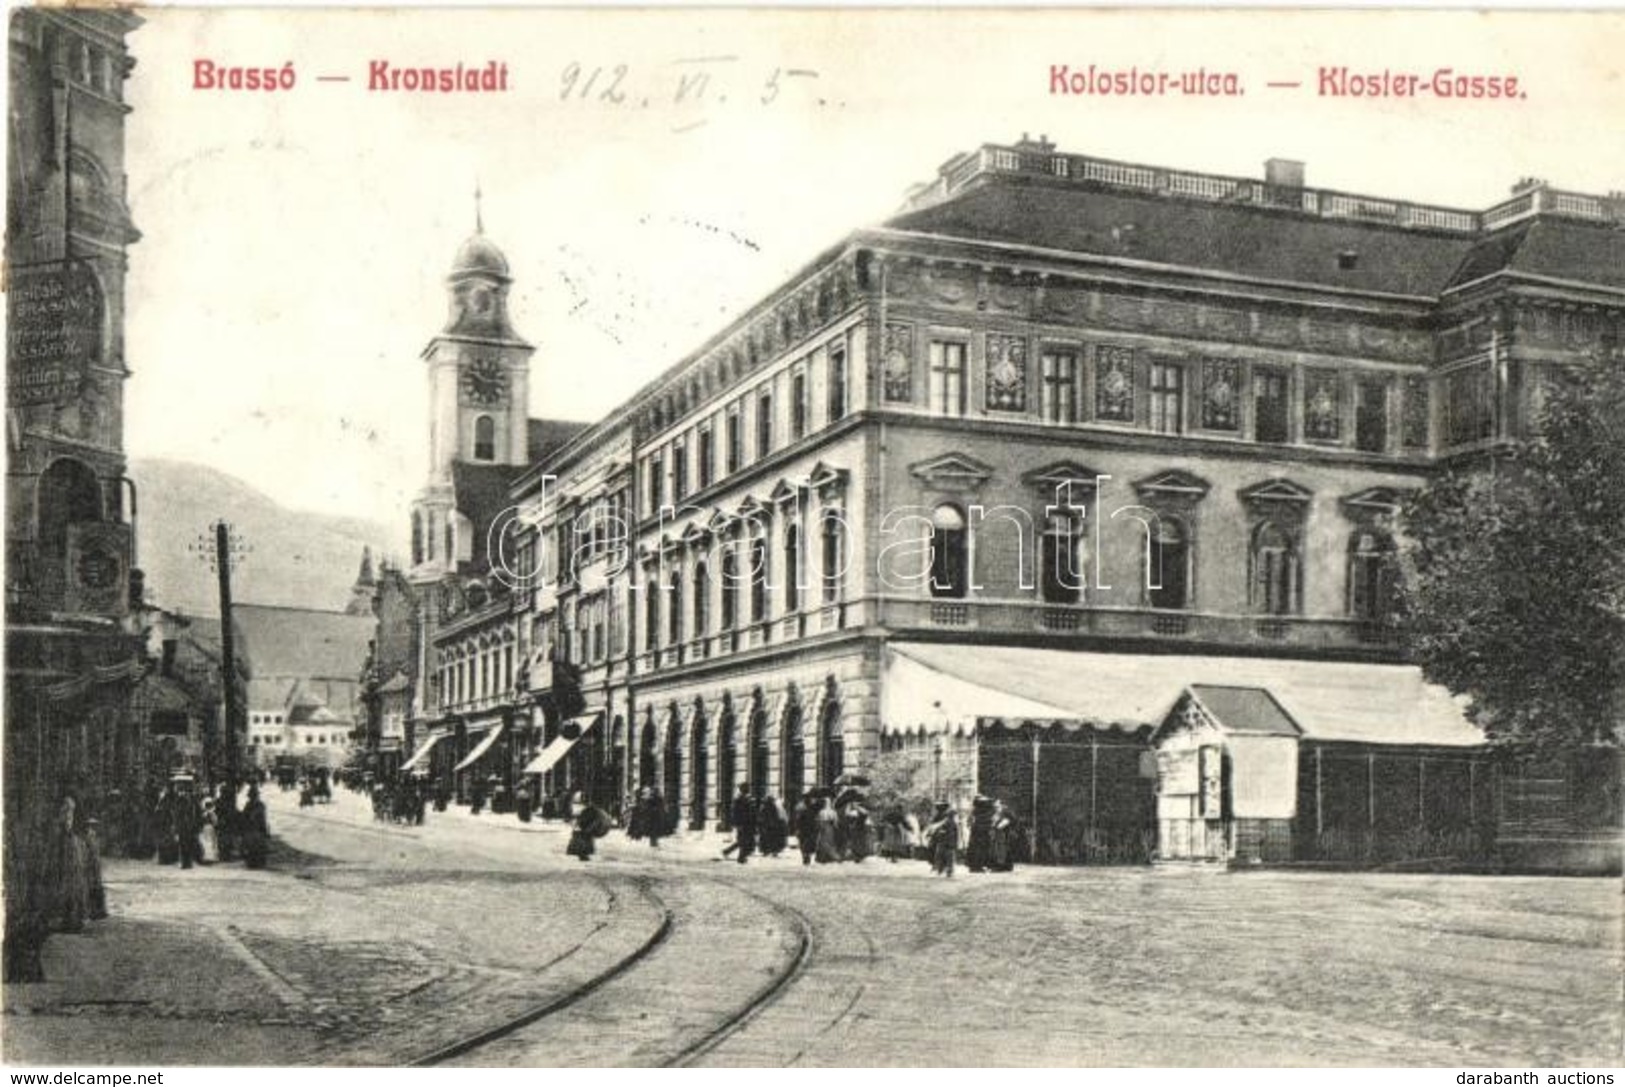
522, 711, 602, 776
399, 733, 444, 772
453, 724, 505, 772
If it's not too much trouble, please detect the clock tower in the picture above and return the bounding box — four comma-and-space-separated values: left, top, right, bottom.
409, 205, 534, 575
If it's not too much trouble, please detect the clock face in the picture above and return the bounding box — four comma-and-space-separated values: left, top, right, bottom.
462, 356, 508, 405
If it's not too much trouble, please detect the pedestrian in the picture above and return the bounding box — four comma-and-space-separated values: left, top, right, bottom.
880, 808, 908, 862
814, 798, 841, 863
470, 776, 487, 815
758, 794, 789, 858
83, 816, 108, 921
153, 784, 178, 865
241, 786, 270, 869
729, 784, 757, 864
567, 803, 606, 862
967, 795, 995, 873
173, 785, 199, 870
795, 795, 820, 866
925, 801, 960, 878
844, 802, 874, 862
516, 780, 534, 823
990, 800, 1019, 873
641, 787, 667, 848
51, 796, 90, 933
198, 798, 220, 864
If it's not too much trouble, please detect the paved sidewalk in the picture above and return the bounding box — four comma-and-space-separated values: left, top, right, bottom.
3, 854, 344, 1065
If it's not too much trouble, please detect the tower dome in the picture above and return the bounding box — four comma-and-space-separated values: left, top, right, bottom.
450, 231, 510, 280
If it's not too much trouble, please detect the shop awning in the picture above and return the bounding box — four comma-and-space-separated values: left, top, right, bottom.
882, 642, 1482, 747
522, 711, 602, 775
453, 724, 505, 772
399, 732, 444, 772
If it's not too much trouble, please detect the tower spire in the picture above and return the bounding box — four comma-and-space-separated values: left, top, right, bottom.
474, 179, 483, 234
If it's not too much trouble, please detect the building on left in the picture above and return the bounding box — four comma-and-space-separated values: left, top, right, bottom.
5, 9, 146, 978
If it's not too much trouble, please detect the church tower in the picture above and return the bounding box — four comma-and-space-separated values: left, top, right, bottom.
408, 198, 534, 574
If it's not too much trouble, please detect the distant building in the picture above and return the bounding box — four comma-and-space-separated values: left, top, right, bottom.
233, 603, 373, 769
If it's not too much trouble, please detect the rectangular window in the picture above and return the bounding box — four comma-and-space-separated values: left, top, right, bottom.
726, 403, 743, 473
1402, 375, 1430, 449
1150, 362, 1184, 435
756, 386, 774, 458
647, 454, 663, 515
791, 368, 808, 440
1303, 369, 1343, 442
827, 344, 848, 422
1443, 364, 1494, 447
1094, 345, 1136, 421
697, 425, 714, 490
1254, 367, 1289, 444
1355, 377, 1389, 453
928, 340, 967, 416
1200, 359, 1241, 431
671, 439, 687, 500
1040, 349, 1078, 423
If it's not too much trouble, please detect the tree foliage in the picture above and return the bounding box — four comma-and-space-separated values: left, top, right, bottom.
1399, 360, 1625, 753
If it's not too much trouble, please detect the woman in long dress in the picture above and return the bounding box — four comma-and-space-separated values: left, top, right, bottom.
198, 799, 221, 864
241, 787, 270, 869
814, 798, 841, 863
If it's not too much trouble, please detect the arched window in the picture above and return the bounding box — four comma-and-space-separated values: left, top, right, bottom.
473, 415, 496, 461
666, 568, 683, 645
639, 712, 658, 789
820, 695, 844, 788
1040, 511, 1084, 604
720, 546, 739, 630
783, 523, 801, 612
663, 707, 682, 832
689, 702, 709, 829
717, 703, 738, 828
929, 504, 969, 599
37, 458, 103, 572
781, 696, 805, 809
411, 513, 423, 565
1348, 531, 1397, 622
749, 532, 769, 623
444, 518, 454, 564
821, 511, 844, 604
1147, 517, 1190, 611
1251, 521, 1300, 615
692, 559, 710, 637
644, 577, 660, 650
749, 696, 770, 798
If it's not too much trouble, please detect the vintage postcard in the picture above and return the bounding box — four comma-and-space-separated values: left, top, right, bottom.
4, 5, 1623, 1071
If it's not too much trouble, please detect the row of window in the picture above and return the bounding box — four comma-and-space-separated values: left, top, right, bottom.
645, 341, 848, 516
438, 642, 517, 708
922, 500, 1398, 619
891, 331, 1454, 453
248, 732, 348, 747
249, 713, 286, 726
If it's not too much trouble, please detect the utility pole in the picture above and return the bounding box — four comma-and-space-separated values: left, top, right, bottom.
215, 521, 240, 781
190, 520, 250, 783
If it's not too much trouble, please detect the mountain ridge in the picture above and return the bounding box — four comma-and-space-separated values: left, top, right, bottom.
132, 457, 398, 617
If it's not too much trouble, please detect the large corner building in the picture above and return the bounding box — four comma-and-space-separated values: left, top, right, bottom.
391, 137, 1624, 870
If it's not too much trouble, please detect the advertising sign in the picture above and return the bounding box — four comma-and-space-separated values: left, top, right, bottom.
6, 260, 103, 409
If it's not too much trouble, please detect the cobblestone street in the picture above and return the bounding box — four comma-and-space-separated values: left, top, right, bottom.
4, 788, 1619, 1067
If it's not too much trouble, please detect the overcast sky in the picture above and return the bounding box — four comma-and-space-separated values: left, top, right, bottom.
122, 9, 1625, 546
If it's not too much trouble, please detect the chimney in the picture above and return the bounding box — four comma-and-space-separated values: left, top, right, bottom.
1265, 158, 1305, 190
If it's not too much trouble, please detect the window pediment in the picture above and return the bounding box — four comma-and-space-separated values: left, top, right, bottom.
1133, 469, 1212, 503
1341, 486, 1407, 523
1239, 478, 1314, 507
808, 461, 850, 500
909, 453, 994, 493
769, 479, 804, 506
1023, 461, 1104, 504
